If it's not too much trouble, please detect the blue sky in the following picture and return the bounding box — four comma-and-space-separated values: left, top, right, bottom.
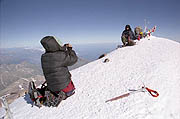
0, 0, 180, 48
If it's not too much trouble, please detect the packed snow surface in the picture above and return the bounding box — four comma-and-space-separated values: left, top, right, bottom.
1, 36, 180, 119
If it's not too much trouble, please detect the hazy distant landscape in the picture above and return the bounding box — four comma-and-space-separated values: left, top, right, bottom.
0, 48, 44, 93
73, 42, 119, 61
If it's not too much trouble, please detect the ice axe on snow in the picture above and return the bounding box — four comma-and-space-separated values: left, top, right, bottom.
105, 86, 159, 103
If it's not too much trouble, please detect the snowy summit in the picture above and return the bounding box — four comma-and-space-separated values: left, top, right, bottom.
1, 36, 180, 119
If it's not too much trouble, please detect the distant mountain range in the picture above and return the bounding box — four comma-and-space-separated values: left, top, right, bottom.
0, 47, 43, 65
0, 61, 42, 91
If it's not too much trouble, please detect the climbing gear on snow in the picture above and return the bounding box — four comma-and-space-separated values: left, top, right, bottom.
43, 90, 66, 107
28, 81, 75, 108
105, 86, 159, 103
28, 81, 44, 108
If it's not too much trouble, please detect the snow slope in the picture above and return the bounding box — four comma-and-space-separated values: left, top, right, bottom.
1, 36, 180, 119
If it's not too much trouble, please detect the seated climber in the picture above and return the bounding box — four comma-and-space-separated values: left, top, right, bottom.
28, 36, 78, 107
41, 36, 78, 106
121, 25, 136, 46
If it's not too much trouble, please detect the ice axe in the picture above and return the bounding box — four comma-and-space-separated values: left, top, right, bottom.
105, 86, 159, 103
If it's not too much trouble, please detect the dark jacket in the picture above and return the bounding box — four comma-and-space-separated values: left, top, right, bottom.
122, 25, 136, 40
40, 36, 78, 92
